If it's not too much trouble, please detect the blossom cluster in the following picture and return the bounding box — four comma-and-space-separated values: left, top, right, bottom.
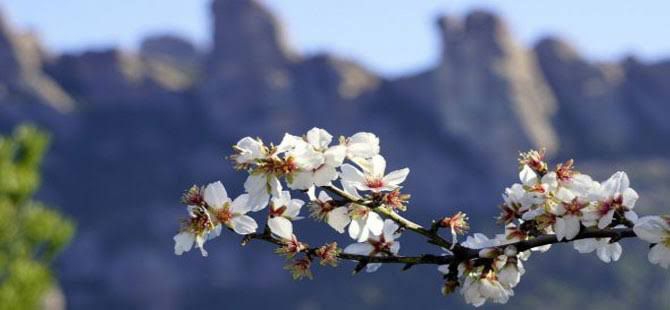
172, 129, 670, 307
174, 128, 409, 275
444, 150, 669, 306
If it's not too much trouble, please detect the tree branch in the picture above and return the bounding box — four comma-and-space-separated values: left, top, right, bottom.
322, 185, 459, 252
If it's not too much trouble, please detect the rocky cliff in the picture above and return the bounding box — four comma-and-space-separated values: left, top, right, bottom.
0, 0, 668, 309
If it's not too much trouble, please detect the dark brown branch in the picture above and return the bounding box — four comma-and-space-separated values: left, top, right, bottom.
241, 231, 454, 265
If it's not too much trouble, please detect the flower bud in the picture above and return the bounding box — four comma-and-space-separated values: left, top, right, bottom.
441, 279, 459, 296
315, 242, 340, 267
284, 258, 313, 280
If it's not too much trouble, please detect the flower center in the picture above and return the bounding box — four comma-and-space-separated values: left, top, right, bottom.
598, 195, 623, 215
214, 206, 233, 225
270, 205, 287, 218
564, 198, 587, 216
662, 236, 670, 248
369, 236, 391, 255
366, 178, 384, 189
259, 156, 298, 176
186, 208, 214, 235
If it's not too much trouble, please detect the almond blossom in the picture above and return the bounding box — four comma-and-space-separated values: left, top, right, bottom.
634, 216, 670, 269
344, 219, 401, 272
231, 137, 266, 166
573, 238, 622, 263
340, 154, 409, 193
459, 269, 514, 307
307, 188, 351, 233
267, 191, 304, 240
173, 205, 221, 257
583, 171, 639, 229
342, 132, 380, 161
337, 182, 386, 241
288, 128, 346, 190
203, 181, 258, 235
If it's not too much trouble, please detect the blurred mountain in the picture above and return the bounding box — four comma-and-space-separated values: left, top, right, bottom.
0, 0, 669, 309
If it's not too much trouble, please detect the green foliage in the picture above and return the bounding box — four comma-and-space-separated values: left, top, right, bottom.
0, 125, 74, 309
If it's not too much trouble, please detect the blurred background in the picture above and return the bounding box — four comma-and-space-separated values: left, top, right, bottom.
0, 0, 669, 309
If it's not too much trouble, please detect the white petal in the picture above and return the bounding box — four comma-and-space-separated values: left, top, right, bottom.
209, 224, 222, 239
622, 188, 639, 208
306, 127, 332, 150
268, 217, 293, 240
292, 144, 324, 170
624, 211, 638, 224
519, 165, 538, 186
554, 217, 567, 241
602, 171, 628, 196
597, 210, 615, 229
573, 238, 600, 254
348, 218, 366, 241
313, 165, 338, 187
306, 186, 317, 201
244, 174, 265, 194
541, 172, 558, 190
324, 145, 346, 167
346, 132, 380, 159
232, 215, 258, 235
564, 215, 581, 240
194, 234, 208, 257
317, 191, 332, 202
343, 242, 374, 255
382, 219, 400, 241
327, 207, 351, 233
342, 181, 363, 199
390, 241, 400, 255
367, 212, 385, 237
437, 265, 450, 274
269, 175, 282, 197
597, 242, 622, 263
634, 216, 669, 243
368, 155, 387, 177
554, 187, 575, 204
276, 133, 304, 153
649, 244, 670, 269
366, 263, 382, 273
173, 232, 195, 255
284, 199, 305, 219
204, 181, 229, 208
235, 137, 264, 163
231, 194, 251, 214
383, 168, 410, 187
289, 170, 314, 190
271, 190, 291, 208
340, 164, 366, 186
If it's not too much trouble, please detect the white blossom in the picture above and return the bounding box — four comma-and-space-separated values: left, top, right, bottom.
340, 155, 409, 193
573, 238, 622, 263
583, 171, 639, 229
173, 205, 221, 257
204, 181, 258, 235
343, 132, 380, 160
307, 187, 351, 233
244, 173, 282, 211
344, 219, 401, 272
288, 128, 346, 190
634, 216, 670, 269
232, 137, 266, 165
460, 270, 513, 307
267, 191, 304, 240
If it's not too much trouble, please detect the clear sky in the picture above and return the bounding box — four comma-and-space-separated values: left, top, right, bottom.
1, 0, 669, 77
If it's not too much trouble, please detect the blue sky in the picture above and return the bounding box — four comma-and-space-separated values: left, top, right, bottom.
1, 0, 669, 77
